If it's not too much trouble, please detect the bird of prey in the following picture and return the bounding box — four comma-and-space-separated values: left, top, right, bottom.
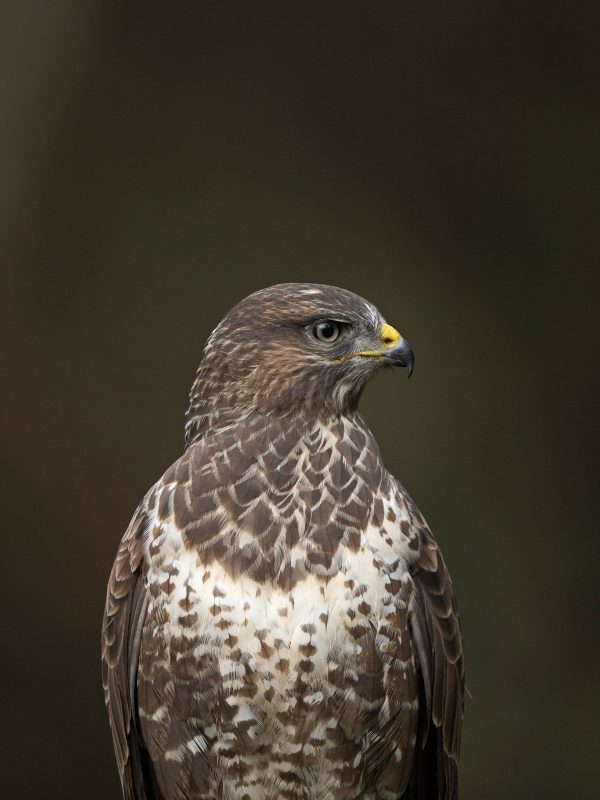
102, 283, 464, 800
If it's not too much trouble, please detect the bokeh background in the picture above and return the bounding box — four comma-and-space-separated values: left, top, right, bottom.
2, 2, 598, 798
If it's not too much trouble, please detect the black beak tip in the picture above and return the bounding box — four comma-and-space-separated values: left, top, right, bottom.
393, 338, 414, 378
380, 337, 414, 376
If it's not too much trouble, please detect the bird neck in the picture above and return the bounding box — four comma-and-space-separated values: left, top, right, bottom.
184, 365, 367, 450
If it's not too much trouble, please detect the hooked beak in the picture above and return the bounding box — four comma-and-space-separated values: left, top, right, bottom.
383, 336, 414, 377
335, 323, 415, 378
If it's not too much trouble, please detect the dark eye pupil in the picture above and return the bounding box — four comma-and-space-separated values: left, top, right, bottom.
313, 321, 340, 342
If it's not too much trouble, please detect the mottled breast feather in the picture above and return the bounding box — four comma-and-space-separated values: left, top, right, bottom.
102, 410, 464, 800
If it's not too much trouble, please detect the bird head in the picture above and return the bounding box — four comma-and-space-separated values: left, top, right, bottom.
186, 283, 413, 441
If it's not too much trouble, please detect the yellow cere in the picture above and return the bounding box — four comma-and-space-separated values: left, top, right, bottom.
380, 323, 401, 348
334, 322, 402, 361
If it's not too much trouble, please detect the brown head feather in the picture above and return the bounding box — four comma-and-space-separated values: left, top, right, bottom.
185, 283, 387, 447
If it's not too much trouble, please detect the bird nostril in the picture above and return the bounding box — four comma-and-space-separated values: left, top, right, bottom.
380, 324, 400, 348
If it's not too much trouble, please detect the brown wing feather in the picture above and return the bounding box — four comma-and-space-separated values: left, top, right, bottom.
102, 494, 161, 800
404, 494, 465, 800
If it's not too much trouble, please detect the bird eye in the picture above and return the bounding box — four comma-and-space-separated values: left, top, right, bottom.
313, 321, 341, 343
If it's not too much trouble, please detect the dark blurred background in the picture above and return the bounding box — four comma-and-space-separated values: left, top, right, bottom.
1, 2, 598, 798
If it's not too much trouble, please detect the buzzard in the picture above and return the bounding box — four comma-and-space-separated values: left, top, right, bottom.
102, 283, 464, 800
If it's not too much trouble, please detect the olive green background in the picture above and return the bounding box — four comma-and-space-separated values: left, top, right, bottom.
2, 2, 598, 798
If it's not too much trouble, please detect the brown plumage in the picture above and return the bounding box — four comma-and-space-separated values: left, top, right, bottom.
102, 283, 464, 800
